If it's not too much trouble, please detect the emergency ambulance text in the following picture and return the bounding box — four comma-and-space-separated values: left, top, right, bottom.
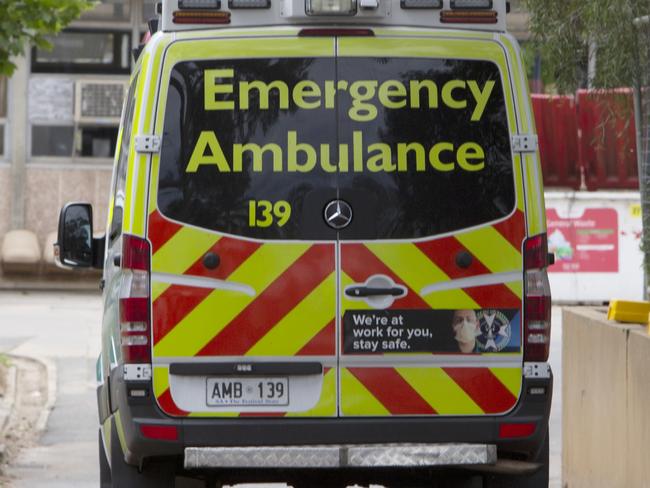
204, 68, 496, 123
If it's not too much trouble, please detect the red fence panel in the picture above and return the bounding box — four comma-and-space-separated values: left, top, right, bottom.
532, 95, 580, 189
533, 90, 639, 191
576, 89, 638, 191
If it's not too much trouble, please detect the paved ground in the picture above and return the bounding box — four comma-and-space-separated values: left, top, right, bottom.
0, 291, 563, 487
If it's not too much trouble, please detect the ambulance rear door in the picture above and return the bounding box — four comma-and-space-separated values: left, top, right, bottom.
149, 36, 339, 418
335, 36, 527, 417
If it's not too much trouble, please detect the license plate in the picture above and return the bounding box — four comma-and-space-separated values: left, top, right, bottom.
206, 377, 289, 407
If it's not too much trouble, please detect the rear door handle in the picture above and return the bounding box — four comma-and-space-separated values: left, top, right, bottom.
345, 287, 405, 298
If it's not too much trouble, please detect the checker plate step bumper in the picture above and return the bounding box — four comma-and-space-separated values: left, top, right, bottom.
184, 444, 497, 469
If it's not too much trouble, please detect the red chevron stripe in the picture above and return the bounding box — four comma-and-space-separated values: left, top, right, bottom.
297, 319, 336, 356
442, 368, 517, 414
148, 210, 183, 252
416, 238, 521, 308
493, 210, 526, 251
348, 368, 437, 415
341, 244, 430, 310
152, 237, 261, 345
197, 244, 335, 357
157, 388, 189, 417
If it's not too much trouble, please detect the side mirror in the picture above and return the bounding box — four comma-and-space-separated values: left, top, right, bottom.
57, 203, 104, 269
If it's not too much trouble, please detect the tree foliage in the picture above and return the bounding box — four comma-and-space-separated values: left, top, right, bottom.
0, 0, 95, 76
524, 0, 650, 93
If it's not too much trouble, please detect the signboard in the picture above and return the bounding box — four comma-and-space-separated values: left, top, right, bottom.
28, 78, 74, 123
547, 208, 619, 273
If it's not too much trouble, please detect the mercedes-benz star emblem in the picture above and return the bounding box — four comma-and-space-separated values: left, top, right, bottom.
324, 200, 353, 229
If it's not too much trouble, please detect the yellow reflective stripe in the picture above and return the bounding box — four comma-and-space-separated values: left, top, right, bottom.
247, 272, 336, 356
505, 280, 523, 299
148, 155, 160, 215
154, 244, 310, 357
365, 243, 478, 309
396, 367, 483, 415
114, 410, 127, 455
123, 54, 150, 235
490, 367, 523, 398
456, 228, 522, 297
286, 369, 337, 417
152, 227, 220, 274
166, 37, 335, 68
151, 281, 169, 302
456, 227, 521, 271
153, 366, 170, 398
102, 418, 112, 461
151, 228, 220, 299
187, 411, 239, 418
497, 35, 530, 133
340, 368, 390, 416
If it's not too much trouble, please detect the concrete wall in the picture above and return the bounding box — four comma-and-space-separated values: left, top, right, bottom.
0, 166, 10, 242
24, 167, 112, 243
563, 308, 650, 488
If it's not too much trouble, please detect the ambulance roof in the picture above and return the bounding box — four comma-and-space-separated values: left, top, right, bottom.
160, 0, 508, 34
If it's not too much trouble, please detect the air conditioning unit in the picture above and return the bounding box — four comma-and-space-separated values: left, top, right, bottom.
75, 80, 128, 124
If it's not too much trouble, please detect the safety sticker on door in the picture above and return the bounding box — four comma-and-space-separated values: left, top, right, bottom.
343, 309, 521, 355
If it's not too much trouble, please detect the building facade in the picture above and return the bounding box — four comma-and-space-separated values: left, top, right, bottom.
0, 0, 154, 278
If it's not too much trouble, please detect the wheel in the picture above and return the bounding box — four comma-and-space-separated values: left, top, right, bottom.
99, 429, 112, 488
483, 433, 549, 488
109, 420, 176, 488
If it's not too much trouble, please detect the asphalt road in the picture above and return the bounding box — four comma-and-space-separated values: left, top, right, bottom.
0, 291, 563, 488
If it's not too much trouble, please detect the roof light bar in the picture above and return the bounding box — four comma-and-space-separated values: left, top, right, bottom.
306, 0, 357, 16
401, 0, 442, 8
441, 9, 497, 23
173, 10, 231, 23
229, 0, 271, 8
178, 0, 221, 9
451, 0, 493, 8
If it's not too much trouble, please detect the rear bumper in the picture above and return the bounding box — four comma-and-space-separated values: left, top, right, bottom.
107, 369, 552, 467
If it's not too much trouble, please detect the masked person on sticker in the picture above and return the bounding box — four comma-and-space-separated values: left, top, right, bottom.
451, 309, 480, 353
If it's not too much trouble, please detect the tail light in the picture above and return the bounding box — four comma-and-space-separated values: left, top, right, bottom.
523, 234, 552, 362
120, 234, 151, 364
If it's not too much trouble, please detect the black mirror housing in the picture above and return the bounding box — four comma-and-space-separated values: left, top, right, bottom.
57, 203, 105, 269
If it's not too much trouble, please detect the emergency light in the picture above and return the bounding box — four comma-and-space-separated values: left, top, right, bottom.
451, 0, 493, 8
400, 0, 442, 9
229, 0, 271, 8
178, 0, 221, 8
306, 0, 357, 15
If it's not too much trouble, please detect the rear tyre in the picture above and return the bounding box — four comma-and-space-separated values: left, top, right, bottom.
483, 433, 549, 488
109, 421, 176, 488
99, 429, 112, 488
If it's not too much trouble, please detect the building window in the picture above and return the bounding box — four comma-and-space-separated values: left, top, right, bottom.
31, 29, 131, 75
0, 77, 6, 157
80, 0, 131, 22
28, 77, 125, 160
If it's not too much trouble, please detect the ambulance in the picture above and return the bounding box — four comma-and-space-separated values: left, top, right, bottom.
56, 0, 553, 486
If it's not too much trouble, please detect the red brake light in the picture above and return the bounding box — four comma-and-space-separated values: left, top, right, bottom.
440, 10, 498, 24
499, 422, 536, 439
120, 235, 151, 364
140, 424, 178, 441
523, 234, 552, 362
173, 10, 231, 24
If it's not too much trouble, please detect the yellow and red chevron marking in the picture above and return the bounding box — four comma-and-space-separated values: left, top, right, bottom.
341, 212, 525, 312
148, 210, 337, 359
340, 367, 522, 416
153, 366, 337, 418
